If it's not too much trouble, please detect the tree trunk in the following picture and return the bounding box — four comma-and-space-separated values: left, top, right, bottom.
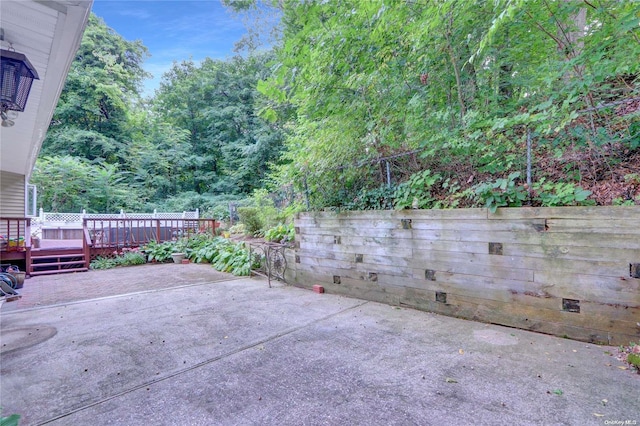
556, 5, 586, 82
445, 13, 466, 120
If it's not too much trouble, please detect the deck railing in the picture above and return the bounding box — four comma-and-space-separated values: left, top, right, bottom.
33, 209, 200, 240
38, 209, 199, 223
0, 217, 33, 271
83, 218, 219, 253
0, 217, 32, 252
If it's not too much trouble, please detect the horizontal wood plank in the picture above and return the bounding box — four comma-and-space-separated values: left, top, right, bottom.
409, 229, 640, 249
410, 219, 547, 232
297, 208, 488, 222
546, 219, 640, 234
298, 243, 413, 258
297, 257, 411, 278
489, 206, 640, 220
290, 206, 640, 344
295, 248, 413, 268
410, 249, 629, 277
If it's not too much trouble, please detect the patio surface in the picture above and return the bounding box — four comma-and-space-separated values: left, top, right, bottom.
0, 264, 638, 425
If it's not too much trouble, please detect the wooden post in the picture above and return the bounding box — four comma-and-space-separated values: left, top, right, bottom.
83, 220, 91, 270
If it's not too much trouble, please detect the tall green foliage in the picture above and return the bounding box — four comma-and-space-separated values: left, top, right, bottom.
152, 53, 285, 196
257, 0, 639, 208
42, 14, 149, 163
36, 14, 285, 213
35, 3, 639, 214
31, 156, 143, 213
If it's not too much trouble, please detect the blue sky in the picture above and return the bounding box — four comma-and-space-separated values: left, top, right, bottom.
91, 0, 249, 97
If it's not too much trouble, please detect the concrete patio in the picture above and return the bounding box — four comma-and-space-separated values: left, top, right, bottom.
1, 264, 638, 425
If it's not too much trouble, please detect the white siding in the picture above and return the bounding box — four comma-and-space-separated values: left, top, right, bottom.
1, 171, 26, 217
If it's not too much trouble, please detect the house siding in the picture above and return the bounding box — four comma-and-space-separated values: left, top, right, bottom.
1, 171, 26, 217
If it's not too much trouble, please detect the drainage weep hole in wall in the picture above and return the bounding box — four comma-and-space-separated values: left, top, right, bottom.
630, 263, 640, 279
291, 207, 640, 345
562, 298, 580, 313
425, 269, 436, 281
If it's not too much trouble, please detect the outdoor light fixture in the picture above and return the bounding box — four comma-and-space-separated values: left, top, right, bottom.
1, 109, 18, 127
0, 29, 40, 127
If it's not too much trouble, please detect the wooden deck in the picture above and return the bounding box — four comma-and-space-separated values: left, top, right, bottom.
1, 217, 219, 276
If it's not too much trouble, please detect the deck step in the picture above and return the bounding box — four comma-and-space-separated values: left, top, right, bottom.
30, 267, 88, 276
31, 252, 84, 259
31, 255, 85, 261
31, 260, 86, 268
29, 247, 87, 276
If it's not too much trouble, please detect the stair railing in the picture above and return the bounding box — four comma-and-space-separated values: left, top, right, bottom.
82, 224, 92, 270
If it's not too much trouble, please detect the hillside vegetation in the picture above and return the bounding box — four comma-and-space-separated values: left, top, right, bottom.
33, 1, 640, 218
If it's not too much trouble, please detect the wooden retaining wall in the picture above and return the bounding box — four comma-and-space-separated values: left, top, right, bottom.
287, 207, 640, 345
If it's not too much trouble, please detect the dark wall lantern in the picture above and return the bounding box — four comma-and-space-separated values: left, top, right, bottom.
1, 48, 40, 114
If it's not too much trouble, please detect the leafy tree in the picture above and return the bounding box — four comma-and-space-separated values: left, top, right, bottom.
127, 116, 192, 201
257, 0, 639, 208
36, 14, 285, 213
152, 53, 285, 196
35, 1, 638, 214
31, 156, 94, 212
153, 59, 213, 194
41, 14, 149, 163
31, 156, 143, 213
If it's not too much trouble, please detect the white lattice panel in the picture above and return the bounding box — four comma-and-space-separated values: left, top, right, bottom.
43, 213, 83, 223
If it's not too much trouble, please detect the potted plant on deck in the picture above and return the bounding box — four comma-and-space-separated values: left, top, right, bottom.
169, 236, 189, 264
31, 229, 41, 248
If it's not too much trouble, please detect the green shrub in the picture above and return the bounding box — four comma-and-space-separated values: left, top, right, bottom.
532, 179, 594, 207
212, 242, 252, 275
264, 223, 295, 244
394, 170, 442, 210
174, 236, 253, 276
237, 207, 263, 235
190, 237, 224, 263
90, 235, 253, 276
612, 197, 637, 206
229, 223, 246, 235
186, 237, 253, 275
119, 251, 146, 266
141, 240, 177, 263
473, 172, 528, 213
251, 189, 282, 229
208, 204, 231, 221
344, 186, 395, 210
90, 250, 146, 270
90, 256, 117, 270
